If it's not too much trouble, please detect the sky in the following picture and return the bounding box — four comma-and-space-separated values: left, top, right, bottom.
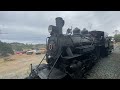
0, 11, 120, 44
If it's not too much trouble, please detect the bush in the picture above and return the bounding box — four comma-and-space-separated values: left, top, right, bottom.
114, 34, 120, 42
0, 41, 14, 57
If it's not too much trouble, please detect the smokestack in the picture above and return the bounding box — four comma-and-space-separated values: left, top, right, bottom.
55, 17, 64, 34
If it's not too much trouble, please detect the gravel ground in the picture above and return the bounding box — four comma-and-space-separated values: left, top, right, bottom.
87, 44, 120, 79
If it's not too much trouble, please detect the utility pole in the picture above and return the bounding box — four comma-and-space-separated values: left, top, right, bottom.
88, 23, 92, 31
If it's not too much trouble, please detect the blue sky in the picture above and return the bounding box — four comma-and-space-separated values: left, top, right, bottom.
0, 11, 120, 44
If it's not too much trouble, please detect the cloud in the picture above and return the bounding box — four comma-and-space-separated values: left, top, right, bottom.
0, 11, 120, 43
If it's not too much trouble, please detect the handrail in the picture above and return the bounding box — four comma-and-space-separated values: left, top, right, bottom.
47, 51, 62, 79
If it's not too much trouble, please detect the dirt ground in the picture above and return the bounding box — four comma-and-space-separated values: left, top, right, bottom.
0, 54, 46, 79
1, 44, 120, 79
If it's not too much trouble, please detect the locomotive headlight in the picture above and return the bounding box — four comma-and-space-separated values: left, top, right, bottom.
48, 55, 51, 59
48, 25, 53, 33
48, 25, 57, 34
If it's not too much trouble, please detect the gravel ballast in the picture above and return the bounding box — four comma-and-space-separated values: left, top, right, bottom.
87, 45, 120, 79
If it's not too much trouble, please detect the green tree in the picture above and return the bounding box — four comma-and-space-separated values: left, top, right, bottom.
0, 41, 14, 57
113, 30, 119, 35
114, 34, 120, 42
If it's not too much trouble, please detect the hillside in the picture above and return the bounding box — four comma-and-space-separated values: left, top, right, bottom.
10, 42, 46, 51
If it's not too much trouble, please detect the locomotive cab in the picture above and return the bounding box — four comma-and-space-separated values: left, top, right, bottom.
89, 31, 108, 45
89, 31, 113, 57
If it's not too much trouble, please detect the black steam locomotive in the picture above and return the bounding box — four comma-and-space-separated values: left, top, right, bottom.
26, 17, 113, 79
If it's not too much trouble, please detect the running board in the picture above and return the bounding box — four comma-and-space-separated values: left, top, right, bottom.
37, 67, 67, 79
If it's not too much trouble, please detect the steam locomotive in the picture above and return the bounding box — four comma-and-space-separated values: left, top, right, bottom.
26, 17, 113, 79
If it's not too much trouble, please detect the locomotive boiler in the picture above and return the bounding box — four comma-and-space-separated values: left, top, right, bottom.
26, 17, 113, 79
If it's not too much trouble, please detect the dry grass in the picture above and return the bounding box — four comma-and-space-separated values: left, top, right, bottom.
0, 54, 46, 79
